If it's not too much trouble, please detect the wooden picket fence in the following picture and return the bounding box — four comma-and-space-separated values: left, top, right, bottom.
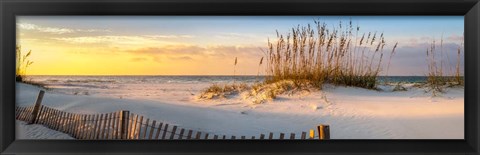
15, 90, 331, 140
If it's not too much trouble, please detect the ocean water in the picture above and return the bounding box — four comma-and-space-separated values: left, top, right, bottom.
23, 75, 265, 99
21, 75, 434, 100
25, 75, 431, 89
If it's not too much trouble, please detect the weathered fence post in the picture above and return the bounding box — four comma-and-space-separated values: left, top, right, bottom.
28, 90, 45, 124
317, 124, 330, 140
120, 110, 130, 139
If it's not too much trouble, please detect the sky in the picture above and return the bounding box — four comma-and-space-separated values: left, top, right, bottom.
16, 16, 464, 76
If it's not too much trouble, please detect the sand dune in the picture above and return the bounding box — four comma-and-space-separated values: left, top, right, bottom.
16, 82, 463, 139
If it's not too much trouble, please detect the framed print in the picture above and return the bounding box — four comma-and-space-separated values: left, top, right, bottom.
1, 0, 479, 154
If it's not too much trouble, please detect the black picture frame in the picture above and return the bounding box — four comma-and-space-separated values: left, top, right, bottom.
1, 0, 479, 154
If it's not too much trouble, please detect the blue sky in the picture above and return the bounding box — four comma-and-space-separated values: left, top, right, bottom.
17, 16, 464, 76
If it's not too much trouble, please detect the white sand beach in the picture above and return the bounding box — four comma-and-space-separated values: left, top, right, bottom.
15, 81, 464, 139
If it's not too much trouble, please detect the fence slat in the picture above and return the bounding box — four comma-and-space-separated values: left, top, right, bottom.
231, 136, 236, 140
25, 106, 31, 122
82, 115, 88, 139
115, 112, 121, 139
102, 113, 111, 139
68, 113, 74, 135
62, 111, 69, 133
80, 114, 86, 139
47, 108, 53, 127
86, 115, 94, 139
106, 113, 113, 139
20, 107, 26, 121
120, 111, 130, 140
95, 114, 104, 139
45, 108, 52, 128
77, 114, 83, 139
178, 129, 185, 140
187, 130, 193, 139
260, 134, 265, 139
213, 135, 218, 139
22, 107, 29, 121
81, 115, 89, 139
127, 113, 133, 139
142, 118, 149, 139
170, 126, 177, 140
204, 133, 209, 140
72, 114, 78, 138
268, 132, 273, 139
35, 105, 46, 124
26, 106, 31, 121
301, 132, 307, 139
24, 106, 30, 121
68, 113, 75, 135
105, 113, 112, 139
18, 107, 24, 120
87, 114, 97, 139
290, 133, 295, 140
54, 109, 61, 131
35, 105, 45, 124
78, 114, 84, 139
195, 132, 202, 139
29, 90, 45, 124
148, 120, 156, 139
222, 135, 226, 139
29, 105, 36, 124
34, 105, 45, 124
59, 111, 67, 132
161, 124, 169, 140
30, 106, 36, 121
58, 111, 66, 132
34, 106, 44, 124
65, 113, 71, 135
130, 114, 138, 139
23, 107, 29, 121
318, 125, 330, 140
16, 106, 22, 119
154, 123, 163, 139
17, 107, 22, 120
85, 114, 92, 140
110, 112, 117, 139
110, 112, 119, 139
135, 116, 143, 139
15, 107, 20, 119
279, 133, 285, 139
55, 109, 62, 130
90, 114, 98, 139
309, 129, 315, 139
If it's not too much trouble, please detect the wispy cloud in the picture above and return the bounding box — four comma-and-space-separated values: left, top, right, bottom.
125, 45, 262, 63
52, 35, 183, 48
384, 42, 463, 76
216, 32, 264, 39
17, 23, 111, 34
142, 35, 195, 39
130, 57, 149, 62
447, 34, 464, 42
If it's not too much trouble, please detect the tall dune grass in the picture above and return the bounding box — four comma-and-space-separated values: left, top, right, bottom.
16, 45, 34, 82
264, 20, 398, 89
426, 36, 464, 95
